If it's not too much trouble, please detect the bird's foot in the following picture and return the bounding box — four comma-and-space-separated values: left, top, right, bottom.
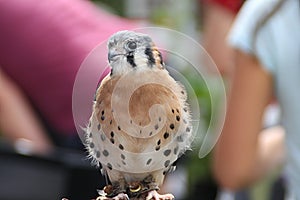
112, 193, 129, 200
145, 190, 174, 200
97, 185, 128, 200
96, 192, 129, 200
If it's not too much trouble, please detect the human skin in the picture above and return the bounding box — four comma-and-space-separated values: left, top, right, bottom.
0, 69, 53, 154
213, 50, 285, 190
202, 3, 236, 76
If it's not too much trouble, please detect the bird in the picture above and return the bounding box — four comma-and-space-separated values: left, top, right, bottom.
85, 30, 193, 200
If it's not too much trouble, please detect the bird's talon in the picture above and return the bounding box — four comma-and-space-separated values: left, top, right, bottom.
97, 189, 107, 197
112, 193, 129, 200
104, 185, 114, 195
96, 193, 129, 200
96, 196, 108, 200
146, 190, 174, 200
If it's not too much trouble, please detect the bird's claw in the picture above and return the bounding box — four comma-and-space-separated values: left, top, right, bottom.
96, 193, 129, 200
146, 190, 174, 200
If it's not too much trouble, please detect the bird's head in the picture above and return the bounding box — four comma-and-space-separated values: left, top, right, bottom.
107, 30, 164, 76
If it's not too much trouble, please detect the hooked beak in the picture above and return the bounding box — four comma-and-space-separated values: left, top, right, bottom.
108, 51, 125, 63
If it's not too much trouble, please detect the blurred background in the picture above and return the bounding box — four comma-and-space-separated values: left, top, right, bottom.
0, 0, 284, 200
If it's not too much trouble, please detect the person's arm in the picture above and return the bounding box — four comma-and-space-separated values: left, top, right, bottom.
202, 3, 235, 75
0, 69, 53, 153
213, 50, 285, 190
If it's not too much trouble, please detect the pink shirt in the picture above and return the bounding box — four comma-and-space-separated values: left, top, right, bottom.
0, 0, 136, 135
202, 0, 243, 13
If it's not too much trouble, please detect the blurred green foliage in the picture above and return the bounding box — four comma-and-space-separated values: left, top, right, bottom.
179, 67, 217, 199
91, 0, 125, 16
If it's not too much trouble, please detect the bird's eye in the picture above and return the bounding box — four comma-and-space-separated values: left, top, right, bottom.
127, 41, 137, 50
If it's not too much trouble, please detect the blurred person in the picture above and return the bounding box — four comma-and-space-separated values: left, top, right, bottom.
201, 0, 244, 76
0, 68, 52, 153
214, 0, 299, 200
0, 0, 136, 153
201, 1, 284, 199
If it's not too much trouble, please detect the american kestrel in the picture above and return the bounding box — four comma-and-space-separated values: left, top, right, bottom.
86, 31, 193, 200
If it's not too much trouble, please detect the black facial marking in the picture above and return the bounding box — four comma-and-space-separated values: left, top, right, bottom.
154, 124, 159, 130
145, 47, 155, 66
110, 120, 113, 125
97, 124, 101, 130
176, 116, 180, 121
101, 115, 105, 121
118, 126, 121, 131
186, 127, 191, 132
127, 54, 136, 68
119, 144, 124, 150
155, 146, 160, 151
158, 51, 164, 65
110, 131, 114, 137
